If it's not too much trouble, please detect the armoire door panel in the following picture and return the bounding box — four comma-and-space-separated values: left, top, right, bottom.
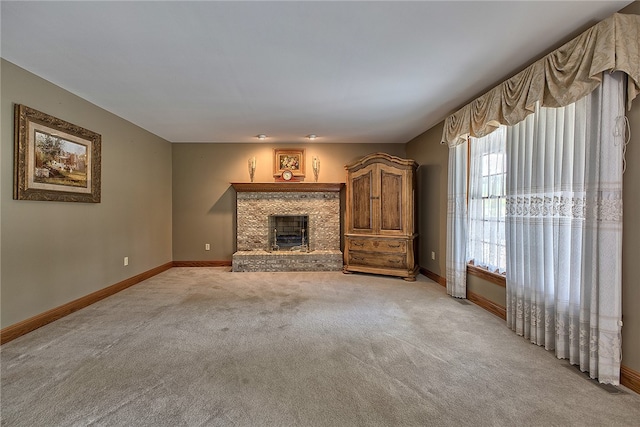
380, 170, 403, 231
351, 171, 372, 231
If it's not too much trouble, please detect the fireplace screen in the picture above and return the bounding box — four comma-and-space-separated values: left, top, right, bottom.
269, 215, 309, 252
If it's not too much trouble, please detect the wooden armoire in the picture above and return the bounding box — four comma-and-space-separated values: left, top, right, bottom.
343, 152, 418, 281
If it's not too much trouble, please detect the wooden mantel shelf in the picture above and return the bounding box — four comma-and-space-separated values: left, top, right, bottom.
231, 182, 344, 193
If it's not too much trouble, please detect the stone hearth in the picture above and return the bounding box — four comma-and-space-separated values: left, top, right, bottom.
231, 183, 344, 272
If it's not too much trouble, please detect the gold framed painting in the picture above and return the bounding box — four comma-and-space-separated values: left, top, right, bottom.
14, 104, 101, 203
273, 148, 305, 178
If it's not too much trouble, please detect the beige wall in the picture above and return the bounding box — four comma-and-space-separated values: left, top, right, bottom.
405, 122, 448, 277
0, 60, 173, 327
406, 5, 640, 373
172, 143, 406, 261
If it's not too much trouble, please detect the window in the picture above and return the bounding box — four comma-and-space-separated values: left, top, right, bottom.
468, 126, 507, 275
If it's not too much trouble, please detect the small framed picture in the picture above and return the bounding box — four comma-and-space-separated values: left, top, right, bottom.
273, 148, 305, 178
14, 104, 101, 203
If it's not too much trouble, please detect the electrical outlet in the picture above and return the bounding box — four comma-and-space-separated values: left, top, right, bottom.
431, 251, 436, 260
124, 256, 129, 266
205, 243, 210, 251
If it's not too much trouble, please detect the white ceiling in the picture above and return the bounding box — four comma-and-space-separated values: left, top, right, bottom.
1, 1, 632, 144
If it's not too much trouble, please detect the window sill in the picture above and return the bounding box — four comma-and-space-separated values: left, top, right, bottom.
467, 264, 506, 287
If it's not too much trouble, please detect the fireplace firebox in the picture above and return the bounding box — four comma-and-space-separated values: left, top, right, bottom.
269, 214, 309, 251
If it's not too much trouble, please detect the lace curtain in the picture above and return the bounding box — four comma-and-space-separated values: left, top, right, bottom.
505, 72, 624, 384
446, 140, 468, 298
440, 10, 633, 384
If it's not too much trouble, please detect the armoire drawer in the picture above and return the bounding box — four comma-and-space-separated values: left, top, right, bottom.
347, 238, 406, 253
348, 251, 407, 269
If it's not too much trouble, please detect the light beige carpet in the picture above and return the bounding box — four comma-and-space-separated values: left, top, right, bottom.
2, 268, 639, 426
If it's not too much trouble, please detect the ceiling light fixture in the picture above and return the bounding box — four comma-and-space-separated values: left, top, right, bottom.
307, 134, 317, 140
257, 134, 267, 140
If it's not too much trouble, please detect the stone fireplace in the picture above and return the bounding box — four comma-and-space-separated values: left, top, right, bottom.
231, 183, 344, 272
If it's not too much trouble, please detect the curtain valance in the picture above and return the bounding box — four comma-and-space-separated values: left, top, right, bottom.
442, 13, 640, 146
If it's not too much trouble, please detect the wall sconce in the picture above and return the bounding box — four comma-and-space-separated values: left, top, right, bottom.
257, 134, 267, 140
248, 156, 256, 182
312, 156, 320, 182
